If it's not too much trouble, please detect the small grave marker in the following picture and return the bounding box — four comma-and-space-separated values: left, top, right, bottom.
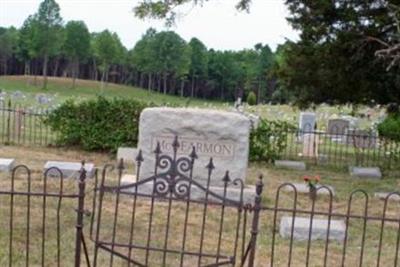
274, 160, 306, 171
350, 167, 382, 179
44, 161, 95, 178
0, 158, 15, 172
280, 216, 346, 242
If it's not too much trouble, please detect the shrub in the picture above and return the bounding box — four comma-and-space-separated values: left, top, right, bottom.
377, 113, 400, 142
45, 96, 150, 151
249, 119, 297, 162
247, 91, 257, 105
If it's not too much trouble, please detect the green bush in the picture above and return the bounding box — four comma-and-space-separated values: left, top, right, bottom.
250, 119, 297, 162
247, 91, 257, 105
45, 96, 150, 151
378, 113, 400, 142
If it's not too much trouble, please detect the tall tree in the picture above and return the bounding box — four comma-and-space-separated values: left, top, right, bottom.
188, 38, 208, 97
33, 0, 63, 89
63, 21, 91, 88
0, 27, 18, 75
152, 31, 190, 94
92, 30, 119, 88
278, 0, 400, 107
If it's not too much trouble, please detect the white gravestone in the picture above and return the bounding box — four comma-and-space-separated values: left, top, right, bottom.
137, 108, 250, 186
0, 158, 15, 172
299, 112, 316, 134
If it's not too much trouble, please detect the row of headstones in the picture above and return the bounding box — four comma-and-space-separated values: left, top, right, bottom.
299, 112, 379, 149
0, 90, 56, 105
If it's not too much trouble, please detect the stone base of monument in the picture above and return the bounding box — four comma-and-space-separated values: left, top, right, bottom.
374, 192, 400, 202
274, 160, 306, 171
349, 167, 382, 179
120, 175, 256, 204
117, 147, 138, 164
280, 216, 346, 242
0, 158, 15, 172
283, 183, 335, 196
44, 161, 95, 178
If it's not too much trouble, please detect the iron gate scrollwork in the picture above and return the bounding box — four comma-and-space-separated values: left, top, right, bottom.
90, 136, 263, 267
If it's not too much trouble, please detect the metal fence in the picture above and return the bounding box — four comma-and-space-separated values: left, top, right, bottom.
0, 164, 90, 267
0, 101, 57, 146
1, 142, 399, 266
278, 128, 400, 175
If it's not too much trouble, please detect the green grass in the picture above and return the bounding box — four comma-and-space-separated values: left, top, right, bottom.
0, 145, 399, 266
0, 75, 227, 108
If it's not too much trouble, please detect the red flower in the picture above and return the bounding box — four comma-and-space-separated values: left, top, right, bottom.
315, 175, 321, 182
303, 175, 310, 182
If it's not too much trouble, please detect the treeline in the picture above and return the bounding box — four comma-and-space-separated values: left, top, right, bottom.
0, 0, 278, 102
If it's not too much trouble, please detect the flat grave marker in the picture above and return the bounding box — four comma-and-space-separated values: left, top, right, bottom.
350, 167, 382, 179
280, 216, 346, 242
275, 160, 306, 171
44, 161, 95, 178
0, 158, 15, 172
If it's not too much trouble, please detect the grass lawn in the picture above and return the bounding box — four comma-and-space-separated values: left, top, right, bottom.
0, 145, 398, 266
0, 75, 385, 130
0, 75, 226, 108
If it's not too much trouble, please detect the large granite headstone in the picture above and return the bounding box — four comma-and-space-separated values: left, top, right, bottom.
137, 108, 251, 186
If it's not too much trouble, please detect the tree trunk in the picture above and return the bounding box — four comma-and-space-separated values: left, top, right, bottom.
180, 80, 185, 97
163, 72, 168, 94
148, 73, 152, 91
42, 54, 49, 89
101, 68, 107, 89
191, 76, 195, 97
34, 59, 38, 86
53, 57, 60, 77
72, 59, 79, 89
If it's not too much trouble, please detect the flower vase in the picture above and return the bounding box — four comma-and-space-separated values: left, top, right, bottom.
309, 185, 317, 201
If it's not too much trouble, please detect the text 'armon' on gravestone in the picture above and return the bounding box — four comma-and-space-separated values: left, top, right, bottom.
151, 135, 235, 159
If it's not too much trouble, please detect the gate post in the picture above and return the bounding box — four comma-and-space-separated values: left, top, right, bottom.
75, 161, 87, 267
248, 175, 263, 267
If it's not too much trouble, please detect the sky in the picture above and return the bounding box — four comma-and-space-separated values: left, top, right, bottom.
0, 0, 299, 51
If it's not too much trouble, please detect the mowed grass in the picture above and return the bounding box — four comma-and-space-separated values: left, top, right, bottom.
0, 145, 399, 266
0, 75, 385, 130
0, 75, 226, 107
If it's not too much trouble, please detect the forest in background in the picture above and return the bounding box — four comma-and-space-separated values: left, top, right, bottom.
0, 0, 399, 107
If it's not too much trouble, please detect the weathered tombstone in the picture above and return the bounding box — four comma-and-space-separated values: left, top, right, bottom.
0, 158, 15, 172
44, 161, 95, 178
137, 108, 250, 186
280, 216, 346, 242
299, 112, 316, 134
327, 118, 350, 137
345, 129, 377, 149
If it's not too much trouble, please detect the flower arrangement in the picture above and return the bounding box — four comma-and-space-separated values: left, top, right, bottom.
303, 175, 321, 201
303, 175, 321, 189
